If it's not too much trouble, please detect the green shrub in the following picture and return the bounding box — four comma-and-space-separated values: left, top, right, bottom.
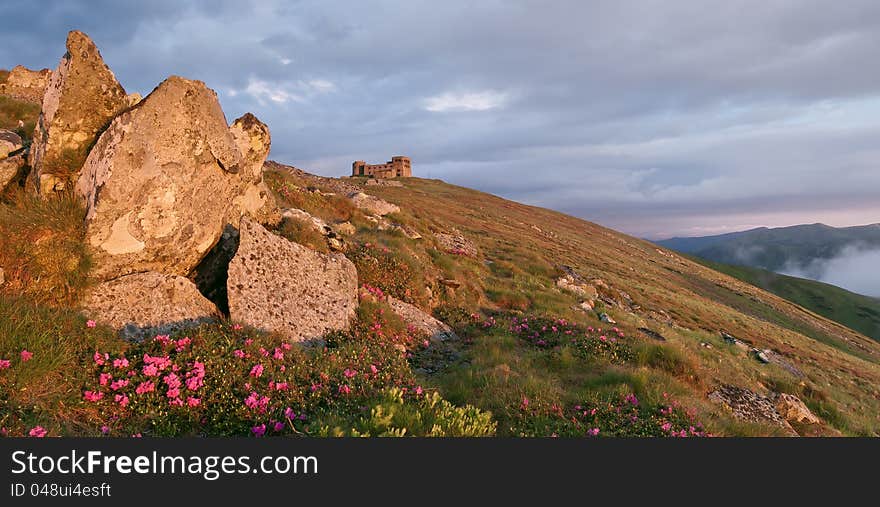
347, 242, 425, 304
316, 387, 496, 437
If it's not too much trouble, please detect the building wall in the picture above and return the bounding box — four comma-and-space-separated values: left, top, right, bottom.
352, 156, 411, 178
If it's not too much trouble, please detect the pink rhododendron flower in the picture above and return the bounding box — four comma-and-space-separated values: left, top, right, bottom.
28, 426, 47, 437
113, 357, 129, 369
142, 364, 158, 377
86, 320, 97, 328
587, 428, 600, 437
284, 407, 295, 419
370, 364, 378, 374
154, 334, 171, 345
274, 382, 289, 391
245, 392, 270, 413
20, 350, 33, 362
101, 425, 110, 435
338, 384, 351, 395
114, 394, 129, 408
233, 349, 246, 359
343, 368, 357, 379
110, 379, 129, 391
99, 373, 112, 386
250, 364, 264, 378
273, 348, 284, 360
415, 386, 424, 396
0, 359, 10, 369
186, 396, 201, 407
174, 337, 191, 351
83, 390, 103, 402
281, 342, 292, 351
92, 352, 105, 365
232, 324, 243, 331
252, 424, 266, 437
166, 388, 180, 399
163, 373, 181, 390
135, 381, 155, 394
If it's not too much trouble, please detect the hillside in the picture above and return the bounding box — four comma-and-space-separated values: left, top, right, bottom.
3, 30, 880, 439
656, 223, 880, 274
690, 258, 880, 342
257, 168, 880, 436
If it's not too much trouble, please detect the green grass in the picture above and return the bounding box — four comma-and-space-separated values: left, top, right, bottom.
696, 258, 880, 342
0, 95, 39, 141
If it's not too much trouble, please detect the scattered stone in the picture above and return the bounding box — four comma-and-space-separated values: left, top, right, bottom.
708, 384, 793, 431
638, 327, 667, 341
227, 217, 358, 342
387, 296, 458, 343
440, 279, 461, 288
83, 272, 219, 340
76, 76, 271, 281
721, 331, 737, 344
0, 152, 26, 191
598, 312, 617, 324
390, 223, 422, 239
334, 221, 356, 236
364, 178, 403, 187
0, 130, 23, 158
700, 342, 713, 349
773, 393, 820, 424
126, 92, 142, 107
763, 350, 805, 378
348, 191, 400, 216
556, 274, 599, 299
754, 349, 771, 364
434, 230, 477, 256
579, 300, 595, 312
281, 207, 347, 251
29, 31, 129, 195
0, 65, 51, 104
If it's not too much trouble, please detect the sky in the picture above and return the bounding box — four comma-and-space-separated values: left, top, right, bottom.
3, 0, 880, 239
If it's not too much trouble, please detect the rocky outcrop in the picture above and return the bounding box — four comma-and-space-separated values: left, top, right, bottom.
708, 385, 795, 433
434, 230, 477, 256
773, 393, 820, 425
227, 217, 358, 342
349, 191, 400, 216
83, 272, 219, 340
387, 296, 458, 343
28, 31, 129, 195
76, 76, 273, 281
0, 153, 26, 191
0, 65, 51, 104
0, 130, 23, 158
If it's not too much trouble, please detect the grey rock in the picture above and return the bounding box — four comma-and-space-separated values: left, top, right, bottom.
348, 191, 400, 216
227, 217, 358, 342
387, 296, 458, 343
83, 271, 219, 340
76, 76, 272, 281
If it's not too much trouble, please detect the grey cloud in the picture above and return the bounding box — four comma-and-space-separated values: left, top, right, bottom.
2, 0, 880, 237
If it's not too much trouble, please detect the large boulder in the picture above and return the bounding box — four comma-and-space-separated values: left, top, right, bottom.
0, 153, 26, 191
28, 31, 129, 195
76, 76, 273, 281
83, 271, 219, 340
773, 393, 820, 425
0, 130, 23, 159
227, 217, 358, 342
0, 65, 51, 104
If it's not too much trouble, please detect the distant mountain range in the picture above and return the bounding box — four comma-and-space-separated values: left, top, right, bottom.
656, 223, 880, 277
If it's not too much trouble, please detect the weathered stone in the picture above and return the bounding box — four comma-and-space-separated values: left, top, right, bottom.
335, 221, 356, 236
226, 113, 280, 226
598, 312, 616, 324
773, 393, 820, 424
434, 230, 477, 256
388, 296, 458, 343
555, 274, 599, 299
0, 153, 26, 191
126, 92, 142, 107
227, 217, 358, 342
83, 272, 219, 340
76, 76, 270, 281
0, 130, 23, 158
708, 385, 794, 432
282, 208, 329, 234
348, 191, 400, 216
0, 65, 51, 104
0, 267, 4, 286
29, 31, 129, 195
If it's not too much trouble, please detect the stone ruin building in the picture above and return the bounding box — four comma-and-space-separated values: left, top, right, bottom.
352, 155, 411, 178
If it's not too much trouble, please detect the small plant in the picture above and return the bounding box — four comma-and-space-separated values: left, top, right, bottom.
347, 242, 425, 304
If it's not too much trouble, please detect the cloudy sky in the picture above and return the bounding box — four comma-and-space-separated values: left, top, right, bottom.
3, 0, 880, 239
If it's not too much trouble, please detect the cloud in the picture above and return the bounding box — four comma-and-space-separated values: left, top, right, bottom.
3, 0, 880, 237
780, 245, 880, 297
424, 90, 508, 112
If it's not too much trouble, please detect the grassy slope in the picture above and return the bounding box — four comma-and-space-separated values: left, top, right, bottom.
360, 177, 880, 435
692, 258, 880, 342
3, 170, 880, 436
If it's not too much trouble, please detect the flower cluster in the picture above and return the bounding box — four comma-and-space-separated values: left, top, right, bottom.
506, 316, 633, 362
